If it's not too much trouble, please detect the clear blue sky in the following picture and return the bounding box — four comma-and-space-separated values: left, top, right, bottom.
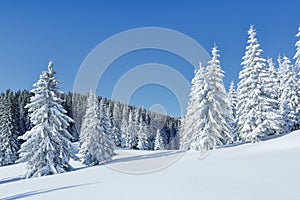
0, 0, 300, 117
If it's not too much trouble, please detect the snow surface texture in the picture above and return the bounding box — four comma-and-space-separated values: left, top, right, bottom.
1, 131, 300, 200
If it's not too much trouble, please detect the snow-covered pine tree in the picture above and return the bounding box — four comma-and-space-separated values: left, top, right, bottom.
293, 27, 300, 129
0, 94, 20, 166
154, 129, 165, 150
106, 101, 114, 140
111, 101, 122, 146
190, 45, 233, 150
132, 109, 140, 147
228, 81, 238, 140
99, 98, 113, 141
120, 104, 129, 147
111, 103, 121, 146
125, 110, 137, 149
180, 63, 207, 150
262, 58, 284, 135
294, 27, 300, 77
237, 25, 275, 143
267, 58, 280, 101
278, 56, 300, 132
17, 61, 77, 178
79, 91, 115, 166
137, 116, 151, 150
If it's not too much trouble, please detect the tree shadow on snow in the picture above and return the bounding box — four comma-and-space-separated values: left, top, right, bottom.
0, 176, 22, 185
1, 182, 97, 200
106, 150, 185, 165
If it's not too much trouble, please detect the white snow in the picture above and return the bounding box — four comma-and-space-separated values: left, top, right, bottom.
1, 131, 300, 200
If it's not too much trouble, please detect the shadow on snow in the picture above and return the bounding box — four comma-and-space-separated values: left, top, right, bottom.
0, 176, 22, 185
1, 182, 97, 200
106, 150, 185, 165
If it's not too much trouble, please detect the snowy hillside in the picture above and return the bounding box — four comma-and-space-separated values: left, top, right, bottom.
1, 131, 300, 200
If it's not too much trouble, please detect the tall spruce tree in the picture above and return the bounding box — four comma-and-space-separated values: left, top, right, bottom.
120, 104, 129, 148
262, 58, 284, 135
79, 91, 115, 166
190, 45, 232, 150
99, 98, 113, 141
180, 63, 207, 150
293, 27, 300, 77
154, 129, 165, 150
181, 45, 232, 150
293, 27, 300, 129
278, 56, 300, 132
125, 110, 137, 149
228, 81, 238, 140
111, 101, 122, 146
18, 61, 76, 178
137, 116, 151, 150
237, 25, 274, 143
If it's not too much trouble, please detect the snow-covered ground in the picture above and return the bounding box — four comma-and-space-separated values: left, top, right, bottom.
1, 131, 300, 200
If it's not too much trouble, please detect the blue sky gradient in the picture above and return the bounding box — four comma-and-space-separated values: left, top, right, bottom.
0, 0, 300, 116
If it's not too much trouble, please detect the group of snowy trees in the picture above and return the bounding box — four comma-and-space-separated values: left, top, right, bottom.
0, 62, 179, 176
0, 90, 31, 166
72, 93, 180, 151
180, 25, 300, 150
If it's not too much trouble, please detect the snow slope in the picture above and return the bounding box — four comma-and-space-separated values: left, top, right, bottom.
1, 131, 300, 200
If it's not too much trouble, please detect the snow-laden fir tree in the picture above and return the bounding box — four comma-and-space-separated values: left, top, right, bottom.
294, 27, 300, 77
293, 27, 300, 129
190, 45, 233, 150
18, 61, 77, 178
0, 95, 20, 166
79, 91, 115, 166
105, 101, 114, 144
99, 98, 113, 142
111, 101, 122, 146
133, 109, 140, 147
120, 104, 129, 147
266, 58, 280, 101
154, 129, 165, 150
257, 58, 284, 136
180, 63, 207, 150
228, 81, 238, 140
181, 45, 232, 151
263, 58, 284, 135
137, 116, 151, 150
125, 110, 137, 149
237, 25, 278, 143
278, 56, 300, 132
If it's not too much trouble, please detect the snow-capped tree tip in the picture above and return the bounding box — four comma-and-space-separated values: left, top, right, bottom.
48, 60, 53, 71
